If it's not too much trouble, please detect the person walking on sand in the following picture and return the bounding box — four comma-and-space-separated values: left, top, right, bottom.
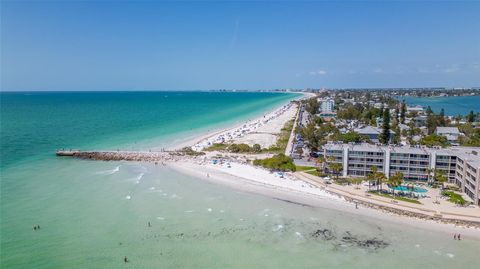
458, 234, 461, 240
454, 234, 457, 240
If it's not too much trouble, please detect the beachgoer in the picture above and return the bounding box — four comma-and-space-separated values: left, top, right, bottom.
37, 225, 40, 229
148, 222, 151, 227
458, 234, 461, 240
454, 234, 457, 240
33, 226, 37, 231
124, 256, 128, 263
355, 202, 358, 209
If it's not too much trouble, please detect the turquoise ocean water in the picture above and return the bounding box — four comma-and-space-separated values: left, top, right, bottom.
1, 91, 479, 268
400, 95, 480, 116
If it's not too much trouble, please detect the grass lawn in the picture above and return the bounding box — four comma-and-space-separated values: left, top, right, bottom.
295, 166, 326, 177
368, 191, 422, 204
305, 170, 322, 177
296, 166, 317, 171
442, 191, 467, 205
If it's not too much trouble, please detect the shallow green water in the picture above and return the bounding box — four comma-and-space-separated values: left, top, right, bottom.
1, 91, 479, 268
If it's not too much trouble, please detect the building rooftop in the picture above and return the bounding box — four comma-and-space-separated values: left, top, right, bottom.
355, 126, 380, 135
436, 127, 461, 135
323, 143, 480, 169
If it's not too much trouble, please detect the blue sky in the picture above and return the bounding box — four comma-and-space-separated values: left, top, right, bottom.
1, 1, 479, 91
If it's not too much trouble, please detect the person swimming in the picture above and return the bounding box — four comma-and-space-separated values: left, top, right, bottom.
124, 256, 128, 263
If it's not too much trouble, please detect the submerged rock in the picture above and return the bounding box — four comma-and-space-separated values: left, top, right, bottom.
341, 231, 389, 250
311, 229, 335, 240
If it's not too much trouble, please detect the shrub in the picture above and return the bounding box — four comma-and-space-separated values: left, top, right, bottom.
204, 143, 228, 151
179, 147, 206, 156
253, 154, 296, 172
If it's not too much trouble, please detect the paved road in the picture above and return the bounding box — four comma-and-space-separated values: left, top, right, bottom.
284, 104, 300, 156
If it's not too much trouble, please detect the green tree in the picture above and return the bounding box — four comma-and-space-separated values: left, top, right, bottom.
426, 106, 433, 115
388, 172, 404, 198
253, 154, 296, 171
366, 166, 376, 191
350, 177, 363, 189
467, 110, 476, 123
438, 108, 446, 127
391, 125, 401, 145
328, 157, 342, 180
400, 100, 406, 124
367, 166, 385, 192
426, 111, 437, 134
420, 134, 448, 147
338, 131, 370, 143
306, 98, 319, 115
379, 109, 391, 145
394, 106, 400, 124
434, 170, 447, 189
299, 122, 319, 150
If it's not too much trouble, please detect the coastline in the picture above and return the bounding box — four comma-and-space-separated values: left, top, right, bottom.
146, 91, 480, 238
167, 92, 311, 151
167, 160, 480, 240
53, 90, 480, 239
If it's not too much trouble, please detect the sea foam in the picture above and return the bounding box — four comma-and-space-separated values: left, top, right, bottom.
96, 165, 121, 175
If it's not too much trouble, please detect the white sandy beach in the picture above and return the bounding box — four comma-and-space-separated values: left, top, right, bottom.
189, 102, 297, 151
168, 160, 480, 240
156, 91, 480, 239
170, 92, 312, 152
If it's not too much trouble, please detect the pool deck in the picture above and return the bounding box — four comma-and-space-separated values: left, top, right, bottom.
296, 172, 480, 226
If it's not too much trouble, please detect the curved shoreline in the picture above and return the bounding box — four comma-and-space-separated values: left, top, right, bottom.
166, 160, 480, 240
53, 91, 480, 238
167, 92, 310, 151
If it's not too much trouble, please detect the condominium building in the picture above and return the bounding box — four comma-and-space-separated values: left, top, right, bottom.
322, 143, 480, 205
319, 98, 335, 113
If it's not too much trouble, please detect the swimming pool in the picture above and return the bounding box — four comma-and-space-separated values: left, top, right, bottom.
391, 185, 428, 193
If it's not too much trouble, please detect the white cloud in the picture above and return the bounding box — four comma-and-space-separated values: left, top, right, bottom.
309, 70, 327, 76
443, 65, 460, 73
373, 68, 384, 73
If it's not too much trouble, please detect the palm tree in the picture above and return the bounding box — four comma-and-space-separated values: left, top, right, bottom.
388, 172, 404, 198
434, 170, 447, 189
367, 166, 377, 191
351, 177, 363, 190
367, 165, 387, 192
376, 171, 386, 192
316, 155, 325, 173
426, 168, 436, 185
331, 162, 343, 181
327, 156, 342, 180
